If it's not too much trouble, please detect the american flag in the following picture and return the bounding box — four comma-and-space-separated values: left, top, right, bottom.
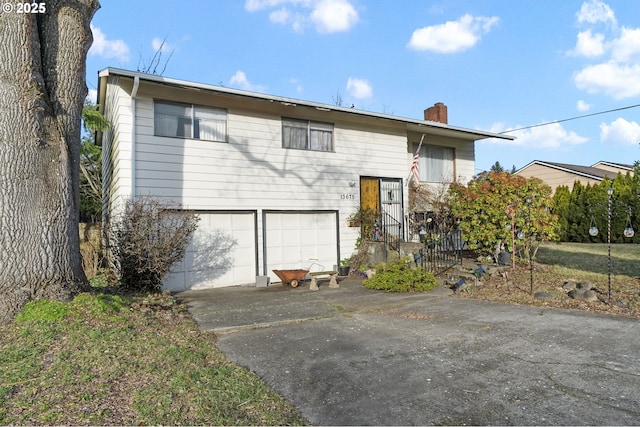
410, 135, 424, 186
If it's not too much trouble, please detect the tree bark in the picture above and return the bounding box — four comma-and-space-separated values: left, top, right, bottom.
0, 0, 100, 324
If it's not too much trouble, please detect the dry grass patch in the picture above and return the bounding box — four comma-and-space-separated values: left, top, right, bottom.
454, 242, 640, 318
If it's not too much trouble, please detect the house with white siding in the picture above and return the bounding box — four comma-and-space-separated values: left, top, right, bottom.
96, 68, 513, 291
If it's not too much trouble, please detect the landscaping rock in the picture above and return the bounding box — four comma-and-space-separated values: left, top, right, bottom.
568, 288, 599, 303
577, 281, 594, 290
534, 291, 555, 301
562, 280, 577, 291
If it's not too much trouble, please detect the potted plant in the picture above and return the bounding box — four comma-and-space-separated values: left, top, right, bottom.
339, 258, 351, 276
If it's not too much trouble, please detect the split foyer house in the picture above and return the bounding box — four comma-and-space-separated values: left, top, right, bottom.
97, 68, 513, 291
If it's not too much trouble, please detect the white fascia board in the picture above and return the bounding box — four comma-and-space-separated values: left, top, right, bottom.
98, 67, 515, 142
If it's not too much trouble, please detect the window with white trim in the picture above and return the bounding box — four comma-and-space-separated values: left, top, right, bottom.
416, 144, 455, 182
154, 100, 227, 142
282, 118, 334, 152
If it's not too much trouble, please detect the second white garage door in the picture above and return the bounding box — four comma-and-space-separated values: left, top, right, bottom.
265, 211, 338, 284
164, 211, 257, 291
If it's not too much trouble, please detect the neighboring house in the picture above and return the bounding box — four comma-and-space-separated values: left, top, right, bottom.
97, 68, 513, 291
515, 160, 635, 194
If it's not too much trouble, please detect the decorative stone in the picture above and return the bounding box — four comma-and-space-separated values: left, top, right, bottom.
568, 288, 598, 302
309, 276, 319, 291
562, 280, 577, 291
534, 291, 555, 301
498, 251, 511, 266
577, 281, 594, 290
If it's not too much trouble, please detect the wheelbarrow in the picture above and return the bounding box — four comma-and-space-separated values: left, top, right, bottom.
272, 269, 309, 288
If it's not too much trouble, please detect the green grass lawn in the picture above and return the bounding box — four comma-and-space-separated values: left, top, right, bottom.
0, 289, 307, 426
537, 242, 640, 278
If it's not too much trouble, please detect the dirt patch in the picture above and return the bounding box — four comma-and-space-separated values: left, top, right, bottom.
451, 257, 640, 319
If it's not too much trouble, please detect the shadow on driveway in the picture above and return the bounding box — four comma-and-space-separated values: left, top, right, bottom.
178, 279, 640, 425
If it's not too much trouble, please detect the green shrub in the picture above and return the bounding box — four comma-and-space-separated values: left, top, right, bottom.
363, 257, 438, 292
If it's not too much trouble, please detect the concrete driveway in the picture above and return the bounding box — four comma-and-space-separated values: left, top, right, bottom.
178, 279, 640, 426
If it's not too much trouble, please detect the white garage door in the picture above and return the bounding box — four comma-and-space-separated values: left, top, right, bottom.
265, 212, 338, 284
164, 211, 256, 291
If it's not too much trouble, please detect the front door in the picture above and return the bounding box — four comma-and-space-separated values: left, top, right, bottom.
380, 178, 403, 241
359, 177, 404, 242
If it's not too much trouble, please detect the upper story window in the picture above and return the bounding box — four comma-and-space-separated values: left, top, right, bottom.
154, 100, 227, 142
416, 143, 455, 183
282, 118, 334, 152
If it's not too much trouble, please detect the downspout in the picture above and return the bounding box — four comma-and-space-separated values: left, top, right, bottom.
131, 76, 140, 198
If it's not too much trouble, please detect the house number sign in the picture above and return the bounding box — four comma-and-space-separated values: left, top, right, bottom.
340, 194, 355, 200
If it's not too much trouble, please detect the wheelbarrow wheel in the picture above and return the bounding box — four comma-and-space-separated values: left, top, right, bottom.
290, 279, 299, 288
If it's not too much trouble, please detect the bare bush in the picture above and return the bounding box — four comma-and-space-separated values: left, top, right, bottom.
111, 197, 199, 292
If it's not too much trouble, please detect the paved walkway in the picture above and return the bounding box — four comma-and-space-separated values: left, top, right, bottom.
178, 278, 640, 426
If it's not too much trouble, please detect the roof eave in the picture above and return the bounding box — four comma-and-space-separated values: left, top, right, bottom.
98, 67, 515, 142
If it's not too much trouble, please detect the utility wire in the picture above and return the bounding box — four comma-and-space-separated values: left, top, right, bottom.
499, 103, 640, 134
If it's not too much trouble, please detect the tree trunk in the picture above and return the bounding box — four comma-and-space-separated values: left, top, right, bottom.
0, 0, 100, 324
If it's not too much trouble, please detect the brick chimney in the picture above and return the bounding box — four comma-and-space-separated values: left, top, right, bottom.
424, 102, 448, 124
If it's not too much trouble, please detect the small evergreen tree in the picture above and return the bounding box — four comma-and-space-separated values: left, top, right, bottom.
552, 185, 570, 241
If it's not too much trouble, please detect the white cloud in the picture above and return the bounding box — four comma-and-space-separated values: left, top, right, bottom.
485, 122, 588, 148
407, 14, 500, 53
151, 37, 174, 53
600, 118, 640, 145
570, 30, 606, 57
269, 7, 291, 24
311, 0, 359, 33
576, 0, 617, 27
246, 0, 359, 33
570, 2, 640, 101
577, 100, 592, 111
89, 25, 130, 62
346, 77, 372, 99
573, 61, 640, 99
229, 70, 267, 93
610, 27, 640, 63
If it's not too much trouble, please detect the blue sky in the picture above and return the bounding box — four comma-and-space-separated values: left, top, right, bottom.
87, 0, 640, 174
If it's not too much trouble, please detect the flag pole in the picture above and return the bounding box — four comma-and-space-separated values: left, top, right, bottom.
407, 134, 425, 186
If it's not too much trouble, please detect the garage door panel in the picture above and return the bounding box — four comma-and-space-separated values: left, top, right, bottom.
265, 212, 338, 283
164, 212, 256, 291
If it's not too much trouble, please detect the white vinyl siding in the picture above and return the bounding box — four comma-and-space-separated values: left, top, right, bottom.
101, 76, 133, 217
154, 100, 227, 142
102, 74, 484, 288
282, 118, 333, 152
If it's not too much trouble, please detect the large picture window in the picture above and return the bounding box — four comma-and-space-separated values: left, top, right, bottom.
416, 144, 455, 182
154, 100, 227, 142
282, 118, 333, 152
